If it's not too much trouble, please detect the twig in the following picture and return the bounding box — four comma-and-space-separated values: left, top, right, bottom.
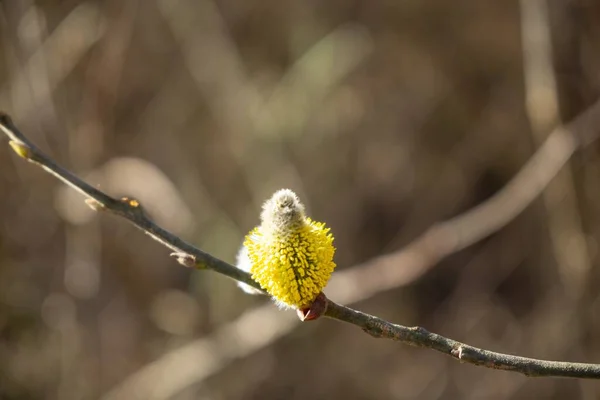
0, 112, 261, 292
2, 109, 600, 380
326, 301, 600, 378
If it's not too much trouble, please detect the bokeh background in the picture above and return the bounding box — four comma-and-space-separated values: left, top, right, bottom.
2, 0, 600, 399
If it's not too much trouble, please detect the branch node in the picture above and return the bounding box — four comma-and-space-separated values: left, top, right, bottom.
119, 196, 146, 216
297, 292, 328, 321
170, 252, 198, 268
362, 321, 386, 338
9, 140, 32, 160
451, 345, 465, 360
85, 198, 105, 211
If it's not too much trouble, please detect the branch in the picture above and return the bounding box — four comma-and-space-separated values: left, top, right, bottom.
0, 112, 261, 292
2, 109, 600, 380
325, 301, 600, 378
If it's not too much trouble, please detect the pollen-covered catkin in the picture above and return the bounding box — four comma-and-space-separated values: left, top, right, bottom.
236, 189, 336, 309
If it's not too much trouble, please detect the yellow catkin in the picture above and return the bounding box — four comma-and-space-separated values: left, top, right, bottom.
243, 189, 336, 309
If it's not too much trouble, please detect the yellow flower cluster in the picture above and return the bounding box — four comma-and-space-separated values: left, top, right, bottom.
243, 190, 336, 309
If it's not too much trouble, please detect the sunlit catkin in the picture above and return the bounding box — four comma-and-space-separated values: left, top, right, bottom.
236, 189, 336, 309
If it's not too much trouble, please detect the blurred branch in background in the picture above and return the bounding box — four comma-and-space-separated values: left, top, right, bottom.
521, 0, 591, 302
327, 100, 598, 306
102, 302, 298, 400
0, 3, 105, 122
3, 84, 600, 399
519, 3, 594, 392
157, 0, 372, 205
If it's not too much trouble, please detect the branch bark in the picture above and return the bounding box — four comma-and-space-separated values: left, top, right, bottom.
2, 108, 600, 380
326, 301, 600, 378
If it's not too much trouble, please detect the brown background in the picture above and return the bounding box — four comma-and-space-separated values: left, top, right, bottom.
1, 0, 600, 399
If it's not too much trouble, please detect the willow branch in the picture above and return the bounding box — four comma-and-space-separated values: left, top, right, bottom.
0, 112, 260, 291
325, 301, 600, 378
2, 108, 600, 380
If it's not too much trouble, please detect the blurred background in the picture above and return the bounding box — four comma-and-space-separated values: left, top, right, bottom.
1, 0, 600, 399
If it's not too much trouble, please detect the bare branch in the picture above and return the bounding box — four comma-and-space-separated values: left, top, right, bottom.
2, 107, 600, 380
0, 112, 261, 292
325, 301, 600, 378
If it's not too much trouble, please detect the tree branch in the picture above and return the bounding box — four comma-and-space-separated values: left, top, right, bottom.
325, 301, 600, 378
2, 108, 600, 380
0, 112, 260, 292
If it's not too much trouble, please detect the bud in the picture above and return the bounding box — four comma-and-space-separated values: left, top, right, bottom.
237, 189, 336, 309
